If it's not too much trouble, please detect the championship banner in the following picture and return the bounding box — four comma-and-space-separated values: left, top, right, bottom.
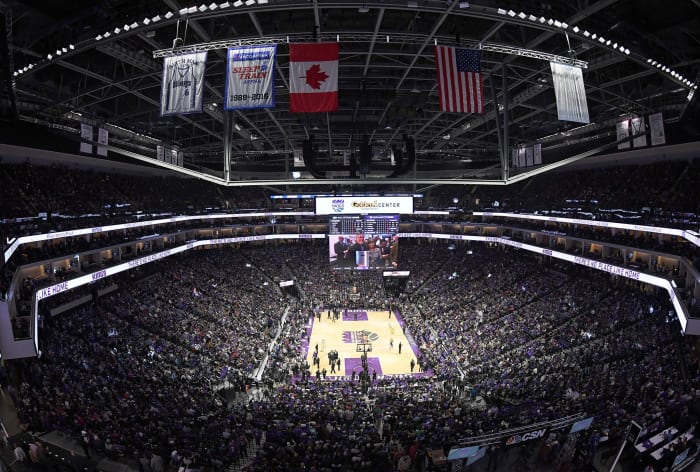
97, 127, 109, 157
525, 146, 534, 166
225, 45, 276, 110
156, 145, 164, 162
160, 52, 207, 116
550, 62, 590, 124
617, 120, 630, 150
648, 112, 666, 146
631, 116, 647, 148
518, 147, 526, 168
533, 143, 542, 165
80, 124, 93, 154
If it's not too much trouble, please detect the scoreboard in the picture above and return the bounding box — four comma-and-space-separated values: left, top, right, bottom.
328, 214, 399, 236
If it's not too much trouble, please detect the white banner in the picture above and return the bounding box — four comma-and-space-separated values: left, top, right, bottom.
177, 151, 184, 167
511, 148, 518, 168
518, 147, 526, 168
97, 127, 109, 157
160, 52, 207, 115
649, 112, 666, 146
525, 146, 534, 167
533, 143, 542, 165
550, 62, 590, 124
631, 116, 647, 148
617, 120, 630, 150
156, 145, 164, 161
80, 124, 93, 154
315, 196, 414, 215
293, 148, 305, 168
225, 45, 276, 110
171, 149, 178, 165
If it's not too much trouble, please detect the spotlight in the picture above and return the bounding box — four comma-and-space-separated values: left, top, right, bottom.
114, 27, 121, 34
233, 0, 243, 6
518, 12, 526, 19
179, 7, 188, 14
198, 4, 208, 12
69, 44, 75, 50
583, 30, 590, 37
209, 3, 218, 10
142, 17, 151, 25
151, 15, 161, 22
572, 26, 579, 33
245, 0, 255, 5
95, 34, 103, 40
219, 1, 231, 6
497, 8, 506, 15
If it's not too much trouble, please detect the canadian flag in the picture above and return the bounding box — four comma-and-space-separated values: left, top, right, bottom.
289, 42, 338, 113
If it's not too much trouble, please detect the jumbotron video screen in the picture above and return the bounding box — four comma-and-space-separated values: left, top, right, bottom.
328, 215, 399, 270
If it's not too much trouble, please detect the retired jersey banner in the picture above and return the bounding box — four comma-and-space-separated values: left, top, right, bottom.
225, 45, 276, 110
160, 52, 207, 116
289, 42, 338, 113
97, 127, 109, 157
648, 112, 666, 146
80, 124, 93, 154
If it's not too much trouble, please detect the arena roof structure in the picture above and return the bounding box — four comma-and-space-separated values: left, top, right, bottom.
2, 0, 699, 184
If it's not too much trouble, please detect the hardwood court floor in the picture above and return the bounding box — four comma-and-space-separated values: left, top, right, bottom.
306, 309, 425, 378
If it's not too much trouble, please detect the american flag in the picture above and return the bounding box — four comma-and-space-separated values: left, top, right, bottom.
434, 46, 484, 113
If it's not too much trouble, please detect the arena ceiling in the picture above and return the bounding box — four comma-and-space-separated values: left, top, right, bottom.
3, 0, 700, 183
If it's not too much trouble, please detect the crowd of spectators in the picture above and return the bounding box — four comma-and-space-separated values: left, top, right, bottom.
4, 241, 696, 471
2, 155, 700, 471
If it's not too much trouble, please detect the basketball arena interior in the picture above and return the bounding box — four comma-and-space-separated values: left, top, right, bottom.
0, 1, 700, 471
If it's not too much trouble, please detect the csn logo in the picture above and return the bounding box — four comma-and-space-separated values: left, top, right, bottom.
331, 198, 345, 213
505, 429, 546, 446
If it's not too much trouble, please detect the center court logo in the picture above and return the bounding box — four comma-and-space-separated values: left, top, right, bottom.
342, 330, 379, 343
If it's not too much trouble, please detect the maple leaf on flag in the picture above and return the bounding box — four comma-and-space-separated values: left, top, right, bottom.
304, 64, 328, 89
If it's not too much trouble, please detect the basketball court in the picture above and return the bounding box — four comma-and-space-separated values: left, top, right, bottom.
302, 308, 431, 379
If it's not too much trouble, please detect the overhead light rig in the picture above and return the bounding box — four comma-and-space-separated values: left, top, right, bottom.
152, 33, 588, 69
